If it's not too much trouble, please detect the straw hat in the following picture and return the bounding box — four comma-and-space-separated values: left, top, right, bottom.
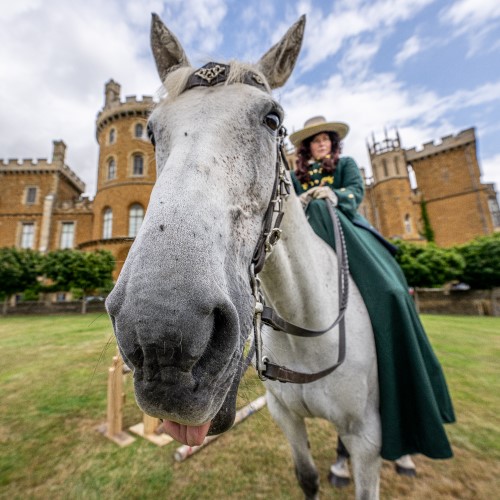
289, 116, 349, 147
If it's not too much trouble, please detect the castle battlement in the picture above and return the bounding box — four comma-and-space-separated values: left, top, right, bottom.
1, 157, 86, 192
125, 95, 154, 104
2, 158, 52, 168
96, 92, 156, 136
406, 128, 475, 162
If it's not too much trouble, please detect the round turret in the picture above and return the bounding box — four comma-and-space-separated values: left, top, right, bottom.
80, 80, 156, 276
368, 130, 422, 241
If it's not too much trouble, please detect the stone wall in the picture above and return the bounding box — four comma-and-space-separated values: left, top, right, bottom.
414, 288, 500, 316
4, 290, 499, 316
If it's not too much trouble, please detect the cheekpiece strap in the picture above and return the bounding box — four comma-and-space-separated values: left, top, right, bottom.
183, 62, 268, 93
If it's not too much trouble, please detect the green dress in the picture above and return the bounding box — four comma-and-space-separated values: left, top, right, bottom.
291, 157, 455, 460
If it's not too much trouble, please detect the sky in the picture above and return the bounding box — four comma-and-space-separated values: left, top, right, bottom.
1, 0, 500, 198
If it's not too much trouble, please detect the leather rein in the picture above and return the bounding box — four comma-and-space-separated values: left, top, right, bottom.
249, 127, 350, 384
175, 62, 350, 385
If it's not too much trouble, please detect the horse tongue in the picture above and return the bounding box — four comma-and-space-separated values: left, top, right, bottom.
162, 420, 211, 446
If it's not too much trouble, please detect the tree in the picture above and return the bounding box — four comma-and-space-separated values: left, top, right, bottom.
394, 241, 465, 287
42, 250, 115, 312
456, 233, 500, 289
0, 248, 43, 313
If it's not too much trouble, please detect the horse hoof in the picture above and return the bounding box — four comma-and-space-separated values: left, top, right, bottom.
395, 463, 417, 477
328, 471, 351, 488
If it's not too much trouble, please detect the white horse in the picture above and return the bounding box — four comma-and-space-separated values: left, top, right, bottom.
106, 14, 382, 499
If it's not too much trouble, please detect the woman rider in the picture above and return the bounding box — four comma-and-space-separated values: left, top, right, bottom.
289, 116, 455, 476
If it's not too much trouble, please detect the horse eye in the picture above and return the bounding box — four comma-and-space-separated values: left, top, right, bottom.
264, 113, 281, 132
147, 124, 156, 148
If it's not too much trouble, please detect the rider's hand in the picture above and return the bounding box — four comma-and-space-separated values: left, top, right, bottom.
311, 186, 338, 206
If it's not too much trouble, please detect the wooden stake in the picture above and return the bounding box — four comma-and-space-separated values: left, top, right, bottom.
97, 353, 135, 446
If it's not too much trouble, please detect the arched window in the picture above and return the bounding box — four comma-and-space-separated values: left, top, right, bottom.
107, 158, 116, 180
129, 204, 144, 237
394, 156, 400, 175
109, 128, 116, 144
404, 214, 412, 233
382, 159, 388, 177
135, 123, 144, 138
103, 208, 113, 239
133, 154, 144, 176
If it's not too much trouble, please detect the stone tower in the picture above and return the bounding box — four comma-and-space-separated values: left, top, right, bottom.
367, 130, 421, 241
79, 80, 156, 276
406, 128, 494, 247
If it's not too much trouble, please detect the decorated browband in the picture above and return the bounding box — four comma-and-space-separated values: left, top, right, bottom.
183, 62, 268, 93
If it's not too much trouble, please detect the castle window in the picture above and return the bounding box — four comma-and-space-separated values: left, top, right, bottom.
60, 222, 75, 249
20, 223, 34, 249
108, 159, 116, 180
129, 204, 144, 237
404, 214, 412, 233
103, 208, 113, 239
25, 187, 37, 204
109, 128, 116, 144
382, 159, 388, 177
394, 157, 400, 175
135, 123, 144, 138
133, 154, 144, 176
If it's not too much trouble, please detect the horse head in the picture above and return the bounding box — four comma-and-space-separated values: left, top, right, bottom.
106, 13, 305, 445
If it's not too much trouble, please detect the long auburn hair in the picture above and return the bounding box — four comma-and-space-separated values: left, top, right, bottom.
295, 131, 341, 185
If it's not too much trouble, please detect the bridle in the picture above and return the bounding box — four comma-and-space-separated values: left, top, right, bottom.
157, 61, 350, 385
249, 125, 350, 384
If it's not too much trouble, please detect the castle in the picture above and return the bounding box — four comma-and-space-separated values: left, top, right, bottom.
1, 80, 499, 278
361, 128, 500, 247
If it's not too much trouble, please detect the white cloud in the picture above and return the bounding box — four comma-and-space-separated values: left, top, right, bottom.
1, 0, 499, 201
298, 0, 435, 71
338, 38, 381, 80
440, 0, 500, 56
0, 0, 229, 196
280, 70, 500, 187
162, 0, 228, 57
395, 35, 421, 65
442, 0, 500, 28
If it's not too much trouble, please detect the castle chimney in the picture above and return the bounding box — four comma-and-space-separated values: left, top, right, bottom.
52, 140, 66, 165
105, 80, 121, 108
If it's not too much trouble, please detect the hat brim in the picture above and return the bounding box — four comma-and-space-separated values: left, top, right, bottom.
289, 122, 349, 147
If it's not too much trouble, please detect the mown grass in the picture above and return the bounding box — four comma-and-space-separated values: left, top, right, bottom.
0, 313, 499, 499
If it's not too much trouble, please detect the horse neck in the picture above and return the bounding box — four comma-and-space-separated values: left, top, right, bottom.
259, 188, 339, 330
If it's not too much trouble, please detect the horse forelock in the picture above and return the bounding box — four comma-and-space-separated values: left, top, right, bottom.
158, 61, 270, 105
226, 61, 270, 92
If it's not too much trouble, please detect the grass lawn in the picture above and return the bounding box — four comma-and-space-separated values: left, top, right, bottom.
0, 313, 499, 499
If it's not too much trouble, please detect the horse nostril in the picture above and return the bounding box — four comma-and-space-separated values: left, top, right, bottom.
124, 344, 144, 369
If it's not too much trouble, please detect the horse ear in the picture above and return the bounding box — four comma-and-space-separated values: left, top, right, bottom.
257, 15, 306, 89
150, 13, 190, 82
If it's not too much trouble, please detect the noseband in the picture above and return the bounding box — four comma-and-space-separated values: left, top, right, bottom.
173, 61, 350, 385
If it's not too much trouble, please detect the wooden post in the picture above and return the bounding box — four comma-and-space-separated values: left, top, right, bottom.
143, 414, 160, 435
97, 352, 135, 446
106, 355, 123, 437
129, 413, 173, 447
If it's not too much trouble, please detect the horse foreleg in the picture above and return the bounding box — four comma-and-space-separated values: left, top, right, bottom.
341, 431, 381, 500
267, 392, 319, 500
